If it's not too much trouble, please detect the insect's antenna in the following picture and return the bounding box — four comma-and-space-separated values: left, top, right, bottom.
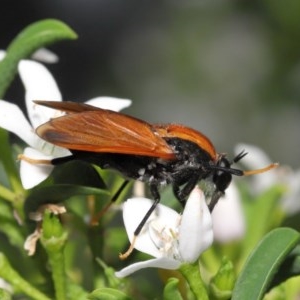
232, 150, 248, 163
242, 163, 279, 176
231, 150, 278, 176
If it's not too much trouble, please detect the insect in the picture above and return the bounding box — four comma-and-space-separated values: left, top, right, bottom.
23, 100, 278, 258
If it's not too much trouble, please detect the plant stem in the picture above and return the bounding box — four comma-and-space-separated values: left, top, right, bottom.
41, 211, 68, 300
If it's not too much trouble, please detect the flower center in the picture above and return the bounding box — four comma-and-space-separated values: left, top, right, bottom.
148, 218, 182, 260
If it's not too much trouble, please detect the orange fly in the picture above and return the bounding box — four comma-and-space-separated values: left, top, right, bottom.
22, 100, 278, 258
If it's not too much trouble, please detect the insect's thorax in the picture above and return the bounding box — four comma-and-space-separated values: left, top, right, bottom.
70, 138, 214, 187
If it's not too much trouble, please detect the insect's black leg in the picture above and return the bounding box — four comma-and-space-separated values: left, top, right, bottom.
133, 184, 160, 237
91, 180, 130, 225
110, 180, 130, 203
119, 183, 161, 259
173, 175, 200, 207
52, 155, 76, 165
209, 190, 223, 212
18, 153, 76, 165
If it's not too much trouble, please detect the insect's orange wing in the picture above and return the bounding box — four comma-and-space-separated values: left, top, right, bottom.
153, 123, 217, 160
35, 102, 176, 159
34, 100, 105, 114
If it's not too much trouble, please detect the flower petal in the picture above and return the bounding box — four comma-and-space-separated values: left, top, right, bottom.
115, 257, 180, 278
85, 96, 131, 112
24, 228, 41, 256
31, 48, 59, 64
179, 187, 213, 263
18, 59, 62, 128
20, 147, 54, 189
0, 50, 5, 60
0, 100, 39, 147
122, 197, 180, 258
280, 169, 300, 215
212, 183, 245, 243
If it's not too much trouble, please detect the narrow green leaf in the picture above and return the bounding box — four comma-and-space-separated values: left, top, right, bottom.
95, 258, 125, 289
0, 289, 11, 300
0, 253, 51, 300
0, 129, 23, 194
87, 288, 132, 300
163, 278, 183, 300
232, 227, 300, 300
0, 19, 77, 97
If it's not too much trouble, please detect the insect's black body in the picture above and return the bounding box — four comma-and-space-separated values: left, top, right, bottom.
53, 137, 235, 211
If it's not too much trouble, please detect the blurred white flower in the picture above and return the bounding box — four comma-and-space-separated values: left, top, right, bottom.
276, 168, 300, 215
0, 51, 131, 188
235, 143, 300, 215
235, 143, 278, 193
115, 187, 213, 278
212, 182, 245, 243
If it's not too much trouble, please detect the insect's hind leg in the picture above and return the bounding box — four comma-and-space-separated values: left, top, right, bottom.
91, 180, 130, 225
18, 153, 75, 165
119, 183, 161, 260
51, 155, 77, 165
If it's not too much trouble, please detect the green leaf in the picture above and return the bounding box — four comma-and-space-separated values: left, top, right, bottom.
87, 288, 132, 300
0, 19, 77, 97
209, 257, 235, 300
240, 186, 285, 263
232, 227, 300, 300
48, 161, 107, 188
269, 244, 300, 290
24, 161, 108, 215
25, 184, 109, 219
163, 278, 183, 300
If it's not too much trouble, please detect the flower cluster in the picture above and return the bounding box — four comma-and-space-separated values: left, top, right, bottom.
1, 45, 297, 286
0, 49, 215, 277
0, 50, 131, 189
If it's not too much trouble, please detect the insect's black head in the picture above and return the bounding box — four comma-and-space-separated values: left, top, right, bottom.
212, 151, 247, 193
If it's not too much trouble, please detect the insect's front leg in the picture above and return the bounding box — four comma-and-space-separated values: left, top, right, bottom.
172, 174, 200, 207
208, 190, 224, 212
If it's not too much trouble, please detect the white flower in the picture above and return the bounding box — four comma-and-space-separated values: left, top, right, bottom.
212, 182, 246, 243
115, 187, 213, 278
0, 51, 131, 188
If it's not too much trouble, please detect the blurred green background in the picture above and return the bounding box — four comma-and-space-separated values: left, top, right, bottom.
1, 0, 299, 167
